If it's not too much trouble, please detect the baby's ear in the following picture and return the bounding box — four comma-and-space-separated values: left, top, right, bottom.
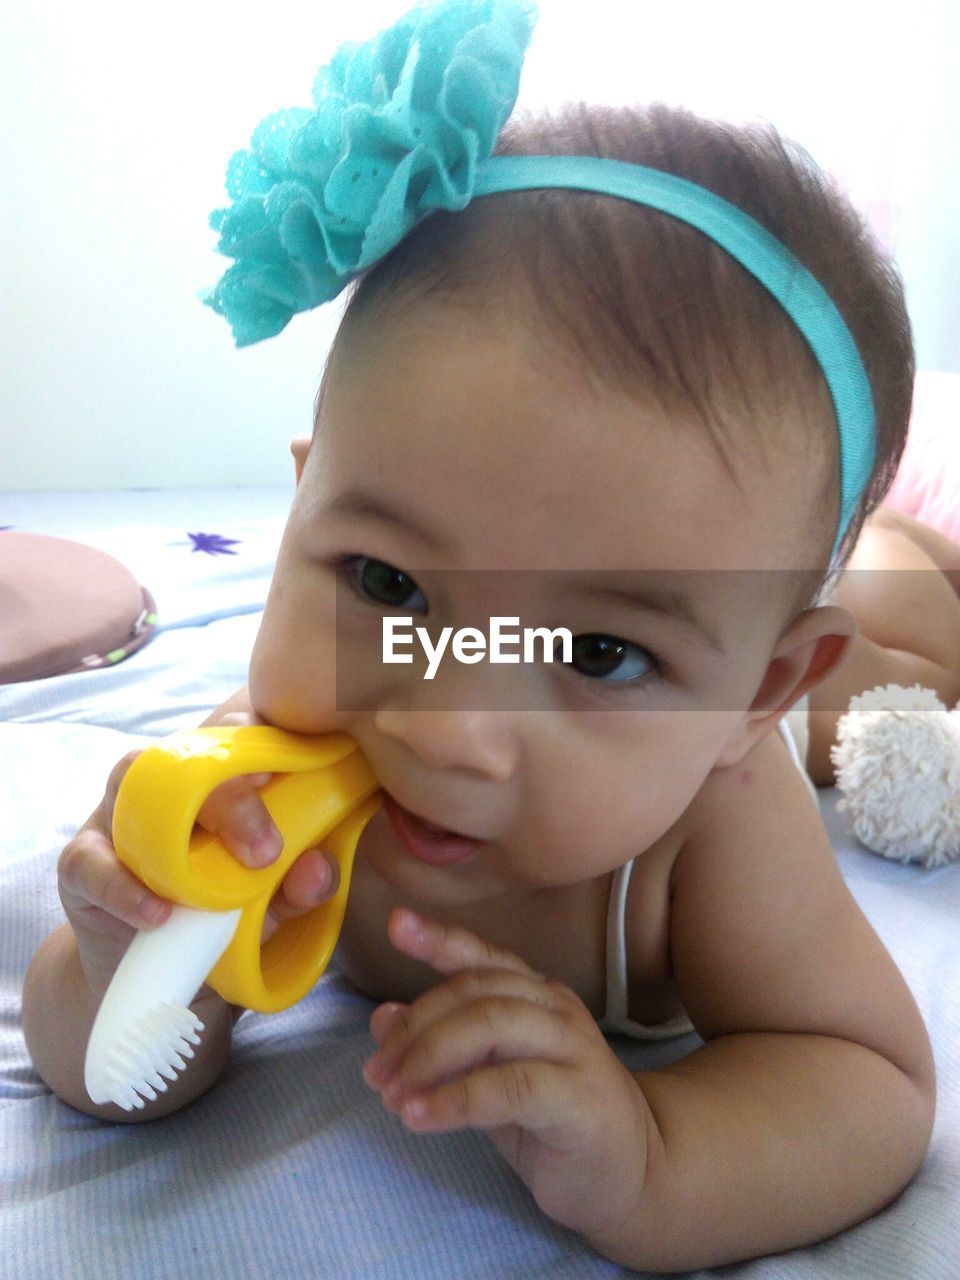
290, 436, 312, 486
713, 606, 857, 768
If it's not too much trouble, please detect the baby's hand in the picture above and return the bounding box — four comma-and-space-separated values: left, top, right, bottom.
57, 712, 340, 1001
363, 910, 653, 1245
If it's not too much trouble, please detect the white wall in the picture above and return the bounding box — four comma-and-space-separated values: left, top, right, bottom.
3, 0, 957, 491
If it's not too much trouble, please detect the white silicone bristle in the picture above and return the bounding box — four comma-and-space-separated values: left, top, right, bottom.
84, 904, 242, 1111
99, 1003, 204, 1111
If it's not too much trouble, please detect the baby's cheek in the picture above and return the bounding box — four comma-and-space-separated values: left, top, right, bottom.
248, 622, 284, 711
542, 760, 696, 871
248, 624, 338, 732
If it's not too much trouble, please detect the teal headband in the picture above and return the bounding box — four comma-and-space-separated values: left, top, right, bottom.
204, 0, 875, 561
473, 156, 876, 561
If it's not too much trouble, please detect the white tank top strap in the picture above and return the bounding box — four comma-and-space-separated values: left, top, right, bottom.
779, 697, 818, 806
598, 715, 816, 1041
598, 859, 694, 1041
600, 859, 633, 1029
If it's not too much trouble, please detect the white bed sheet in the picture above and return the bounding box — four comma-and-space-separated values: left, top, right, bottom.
2, 489, 958, 1279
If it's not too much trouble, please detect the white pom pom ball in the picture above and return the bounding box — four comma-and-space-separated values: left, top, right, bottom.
831, 683, 960, 868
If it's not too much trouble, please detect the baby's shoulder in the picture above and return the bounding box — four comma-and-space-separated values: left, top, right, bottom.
683, 721, 818, 836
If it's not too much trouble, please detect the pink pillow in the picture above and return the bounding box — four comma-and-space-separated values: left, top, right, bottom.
0, 533, 156, 683
884, 371, 960, 544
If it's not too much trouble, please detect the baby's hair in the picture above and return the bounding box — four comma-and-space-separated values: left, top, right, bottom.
323, 102, 914, 619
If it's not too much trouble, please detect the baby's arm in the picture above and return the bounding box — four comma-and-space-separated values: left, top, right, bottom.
23, 921, 240, 1122
362, 730, 934, 1272
607, 731, 935, 1270
23, 692, 338, 1121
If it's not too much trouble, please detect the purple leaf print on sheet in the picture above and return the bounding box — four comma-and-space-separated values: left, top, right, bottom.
185, 532, 241, 556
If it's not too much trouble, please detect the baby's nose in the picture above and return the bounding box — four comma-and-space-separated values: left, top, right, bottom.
372, 703, 519, 782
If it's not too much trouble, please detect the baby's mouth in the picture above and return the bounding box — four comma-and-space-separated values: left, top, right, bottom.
382, 794, 484, 867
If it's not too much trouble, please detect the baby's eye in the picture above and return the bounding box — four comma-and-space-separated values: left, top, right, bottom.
341, 556, 428, 613
560, 633, 658, 683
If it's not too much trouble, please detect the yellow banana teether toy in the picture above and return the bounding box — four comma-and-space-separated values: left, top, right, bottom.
84, 726, 381, 1110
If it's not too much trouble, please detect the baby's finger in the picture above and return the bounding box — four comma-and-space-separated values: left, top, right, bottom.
369, 963, 558, 1044
396, 1059, 564, 1135
241, 772, 272, 789
100, 749, 145, 826
263, 849, 341, 932
210, 710, 267, 729
195, 776, 283, 868
368, 1002, 409, 1045
58, 829, 171, 930
367, 971, 569, 1091
369, 996, 571, 1107
387, 909, 538, 978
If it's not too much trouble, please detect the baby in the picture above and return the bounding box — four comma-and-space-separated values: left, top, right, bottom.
22, 1, 960, 1271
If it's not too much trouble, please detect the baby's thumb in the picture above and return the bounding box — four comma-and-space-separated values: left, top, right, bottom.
262, 848, 341, 938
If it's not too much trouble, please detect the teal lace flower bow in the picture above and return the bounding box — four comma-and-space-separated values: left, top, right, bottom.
204, 0, 537, 346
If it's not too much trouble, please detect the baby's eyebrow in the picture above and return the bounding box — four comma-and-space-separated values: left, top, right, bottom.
573, 580, 726, 654
325, 490, 450, 553
323, 490, 725, 652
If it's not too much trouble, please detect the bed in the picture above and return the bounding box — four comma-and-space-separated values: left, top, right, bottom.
2, 377, 959, 1279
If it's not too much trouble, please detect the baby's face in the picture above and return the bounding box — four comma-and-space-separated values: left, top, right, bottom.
250, 302, 810, 903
